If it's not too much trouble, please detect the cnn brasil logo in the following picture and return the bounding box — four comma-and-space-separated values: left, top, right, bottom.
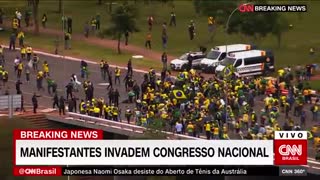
274, 131, 308, 165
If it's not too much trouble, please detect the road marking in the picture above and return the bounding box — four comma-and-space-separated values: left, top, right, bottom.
311, 166, 320, 170
98, 83, 110, 86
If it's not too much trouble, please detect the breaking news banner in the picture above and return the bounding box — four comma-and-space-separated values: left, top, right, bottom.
12, 130, 310, 176
238, 4, 307, 13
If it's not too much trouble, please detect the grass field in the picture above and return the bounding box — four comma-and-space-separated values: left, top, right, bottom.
1, 1, 320, 68
0, 30, 161, 71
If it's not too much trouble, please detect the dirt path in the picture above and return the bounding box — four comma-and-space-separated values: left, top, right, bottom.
3, 22, 177, 61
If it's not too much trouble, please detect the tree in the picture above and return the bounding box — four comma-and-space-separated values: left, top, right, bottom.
272, 15, 290, 48
58, 0, 62, 13
31, 0, 39, 34
102, 4, 139, 54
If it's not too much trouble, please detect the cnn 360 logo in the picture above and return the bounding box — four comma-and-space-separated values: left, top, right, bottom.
274, 131, 307, 165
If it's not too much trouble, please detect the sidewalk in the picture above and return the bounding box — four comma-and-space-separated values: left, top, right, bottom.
2, 21, 177, 61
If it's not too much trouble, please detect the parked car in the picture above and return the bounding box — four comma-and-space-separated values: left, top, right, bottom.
170, 52, 205, 71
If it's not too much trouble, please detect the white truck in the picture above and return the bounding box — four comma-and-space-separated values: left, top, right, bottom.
170, 52, 205, 71
215, 50, 275, 77
199, 44, 255, 73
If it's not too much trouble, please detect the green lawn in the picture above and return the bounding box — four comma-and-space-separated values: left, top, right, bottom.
308, 80, 320, 90
1, 0, 320, 68
0, 30, 160, 70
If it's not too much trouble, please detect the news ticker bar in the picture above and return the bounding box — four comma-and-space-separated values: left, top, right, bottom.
13, 166, 308, 176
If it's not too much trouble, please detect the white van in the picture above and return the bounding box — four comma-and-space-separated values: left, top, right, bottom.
215, 50, 275, 77
198, 44, 255, 73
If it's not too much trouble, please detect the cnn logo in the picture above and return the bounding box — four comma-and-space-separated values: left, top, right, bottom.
279, 145, 302, 156
238, 4, 254, 13
274, 131, 307, 165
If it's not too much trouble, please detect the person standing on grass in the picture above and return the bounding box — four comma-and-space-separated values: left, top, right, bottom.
0, 8, 3, 25
90, 17, 96, 33
62, 15, 67, 30
67, 16, 72, 33
24, 9, 31, 27
161, 52, 167, 71
169, 11, 176, 27
64, 32, 71, 50
84, 21, 89, 38
188, 20, 195, 40
9, 33, 16, 50
95, 13, 100, 30
15, 9, 22, 28
162, 32, 168, 50
17, 30, 24, 47
145, 32, 152, 49
124, 30, 129, 45
42, 14, 47, 28
147, 15, 153, 31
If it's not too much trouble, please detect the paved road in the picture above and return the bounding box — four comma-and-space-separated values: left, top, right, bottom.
1, 49, 319, 173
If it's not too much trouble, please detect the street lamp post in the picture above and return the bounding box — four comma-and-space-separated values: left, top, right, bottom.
223, 3, 251, 131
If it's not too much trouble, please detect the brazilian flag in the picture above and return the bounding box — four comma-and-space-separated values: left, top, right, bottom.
172, 89, 187, 99
223, 64, 236, 77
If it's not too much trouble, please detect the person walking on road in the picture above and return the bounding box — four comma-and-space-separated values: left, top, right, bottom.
26, 45, 33, 61
32, 93, 40, 113
107, 72, 113, 90
16, 80, 22, 94
100, 60, 105, 80
25, 64, 30, 83
36, 71, 44, 91
125, 106, 132, 124
9, 33, 16, 50
52, 93, 59, 109
114, 67, 121, 85
114, 89, 120, 107
66, 82, 73, 100
59, 96, 66, 115
33, 54, 39, 72
17, 61, 23, 79
127, 59, 133, 76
